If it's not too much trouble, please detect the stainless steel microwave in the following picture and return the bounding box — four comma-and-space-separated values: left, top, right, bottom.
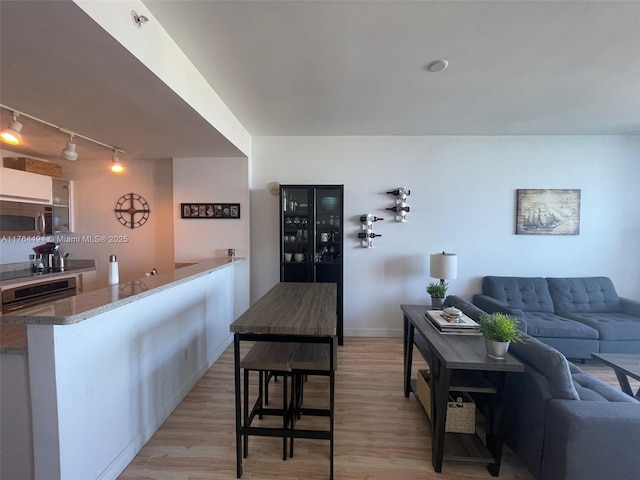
0, 200, 53, 237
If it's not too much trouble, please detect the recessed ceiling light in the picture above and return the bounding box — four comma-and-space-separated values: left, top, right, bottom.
427, 59, 449, 73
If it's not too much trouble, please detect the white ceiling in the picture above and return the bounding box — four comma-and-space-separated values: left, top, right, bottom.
1, 1, 639, 163
143, 0, 640, 136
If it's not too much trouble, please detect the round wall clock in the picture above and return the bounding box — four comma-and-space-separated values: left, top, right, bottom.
114, 193, 150, 229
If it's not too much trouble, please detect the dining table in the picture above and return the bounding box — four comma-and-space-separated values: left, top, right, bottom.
230, 282, 337, 479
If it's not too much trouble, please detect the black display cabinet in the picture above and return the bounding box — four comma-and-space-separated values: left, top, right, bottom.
280, 184, 344, 344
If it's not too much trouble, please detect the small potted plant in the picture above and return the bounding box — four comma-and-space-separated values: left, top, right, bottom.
427, 281, 448, 310
478, 312, 522, 359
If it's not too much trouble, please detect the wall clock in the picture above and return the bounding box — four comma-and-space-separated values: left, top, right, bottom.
114, 193, 150, 229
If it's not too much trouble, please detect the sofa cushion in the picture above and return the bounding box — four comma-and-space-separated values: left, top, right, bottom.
559, 312, 640, 340
569, 363, 640, 403
482, 277, 554, 313
547, 277, 622, 314
523, 312, 599, 339
510, 334, 580, 400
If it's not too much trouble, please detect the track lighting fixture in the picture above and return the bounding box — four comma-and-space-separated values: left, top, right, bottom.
1, 103, 125, 163
111, 150, 124, 173
61, 133, 78, 161
1, 113, 23, 146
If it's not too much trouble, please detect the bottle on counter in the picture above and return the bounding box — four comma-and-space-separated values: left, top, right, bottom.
108, 254, 119, 285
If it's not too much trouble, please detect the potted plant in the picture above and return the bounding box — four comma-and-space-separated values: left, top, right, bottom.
427, 281, 448, 310
478, 312, 522, 359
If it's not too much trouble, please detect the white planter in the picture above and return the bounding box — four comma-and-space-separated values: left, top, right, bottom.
485, 339, 510, 359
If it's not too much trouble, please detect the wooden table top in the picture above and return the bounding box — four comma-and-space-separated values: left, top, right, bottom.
402, 304, 524, 373
231, 282, 337, 336
592, 353, 640, 381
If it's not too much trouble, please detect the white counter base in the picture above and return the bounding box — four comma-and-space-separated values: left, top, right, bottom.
12, 259, 247, 480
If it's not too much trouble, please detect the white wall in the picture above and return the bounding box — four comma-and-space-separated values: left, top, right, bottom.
173, 157, 250, 263
251, 135, 640, 337
0, 159, 175, 287
63, 159, 174, 288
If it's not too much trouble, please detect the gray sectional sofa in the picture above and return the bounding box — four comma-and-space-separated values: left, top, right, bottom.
443, 295, 640, 480
473, 276, 640, 359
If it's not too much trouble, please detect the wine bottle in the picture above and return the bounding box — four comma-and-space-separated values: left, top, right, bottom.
386, 205, 410, 213
358, 232, 382, 239
386, 188, 411, 196
359, 215, 384, 223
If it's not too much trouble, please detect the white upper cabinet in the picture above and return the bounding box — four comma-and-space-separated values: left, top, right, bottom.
0, 167, 52, 204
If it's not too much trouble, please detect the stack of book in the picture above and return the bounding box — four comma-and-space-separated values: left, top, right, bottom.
425, 310, 482, 335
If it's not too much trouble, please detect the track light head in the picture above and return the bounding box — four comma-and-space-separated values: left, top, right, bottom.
1, 114, 23, 145
111, 150, 124, 173
61, 135, 78, 161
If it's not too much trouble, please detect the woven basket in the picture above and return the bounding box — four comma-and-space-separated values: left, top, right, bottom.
415, 369, 476, 434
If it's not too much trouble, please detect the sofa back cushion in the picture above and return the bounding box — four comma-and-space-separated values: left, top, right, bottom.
482, 276, 554, 313
547, 277, 621, 314
510, 333, 579, 400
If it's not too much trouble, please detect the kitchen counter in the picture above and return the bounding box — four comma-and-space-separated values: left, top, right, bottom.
0, 259, 96, 287
2, 257, 241, 326
1, 259, 96, 353
0, 255, 249, 480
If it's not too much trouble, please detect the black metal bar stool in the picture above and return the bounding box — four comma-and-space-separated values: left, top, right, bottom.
240, 341, 294, 460
289, 338, 338, 479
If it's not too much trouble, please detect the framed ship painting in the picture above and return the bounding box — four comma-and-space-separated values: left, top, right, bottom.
516, 189, 581, 235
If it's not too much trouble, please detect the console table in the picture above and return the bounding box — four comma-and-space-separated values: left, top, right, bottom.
402, 304, 524, 476
231, 282, 337, 479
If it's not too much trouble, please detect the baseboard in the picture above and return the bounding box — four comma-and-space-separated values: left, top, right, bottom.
344, 328, 403, 338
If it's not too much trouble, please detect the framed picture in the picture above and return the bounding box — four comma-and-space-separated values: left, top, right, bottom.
516, 189, 581, 235
180, 203, 241, 219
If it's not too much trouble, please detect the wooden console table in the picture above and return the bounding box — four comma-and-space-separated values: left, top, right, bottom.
231, 282, 337, 479
402, 304, 524, 476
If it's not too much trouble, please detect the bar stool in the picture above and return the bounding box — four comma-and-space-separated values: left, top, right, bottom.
240, 341, 294, 460
289, 339, 337, 480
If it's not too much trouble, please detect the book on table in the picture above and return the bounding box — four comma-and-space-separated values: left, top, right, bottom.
425, 310, 482, 335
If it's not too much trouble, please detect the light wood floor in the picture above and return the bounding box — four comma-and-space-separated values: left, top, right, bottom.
117, 337, 632, 480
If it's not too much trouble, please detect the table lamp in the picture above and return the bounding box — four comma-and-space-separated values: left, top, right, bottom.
429, 251, 458, 308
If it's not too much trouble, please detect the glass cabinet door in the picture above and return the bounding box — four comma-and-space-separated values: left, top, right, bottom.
52, 178, 71, 233
281, 187, 311, 281
314, 187, 341, 265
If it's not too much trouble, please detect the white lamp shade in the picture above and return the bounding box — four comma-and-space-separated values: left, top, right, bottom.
61, 141, 78, 161
430, 252, 458, 280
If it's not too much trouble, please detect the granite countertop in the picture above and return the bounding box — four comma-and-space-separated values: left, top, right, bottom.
1, 257, 243, 327
1, 259, 97, 354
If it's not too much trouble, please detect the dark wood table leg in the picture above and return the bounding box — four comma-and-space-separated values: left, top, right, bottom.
234, 333, 243, 478
486, 372, 507, 477
404, 317, 414, 397
430, 353, 451, 473
614, 369, 636, 397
